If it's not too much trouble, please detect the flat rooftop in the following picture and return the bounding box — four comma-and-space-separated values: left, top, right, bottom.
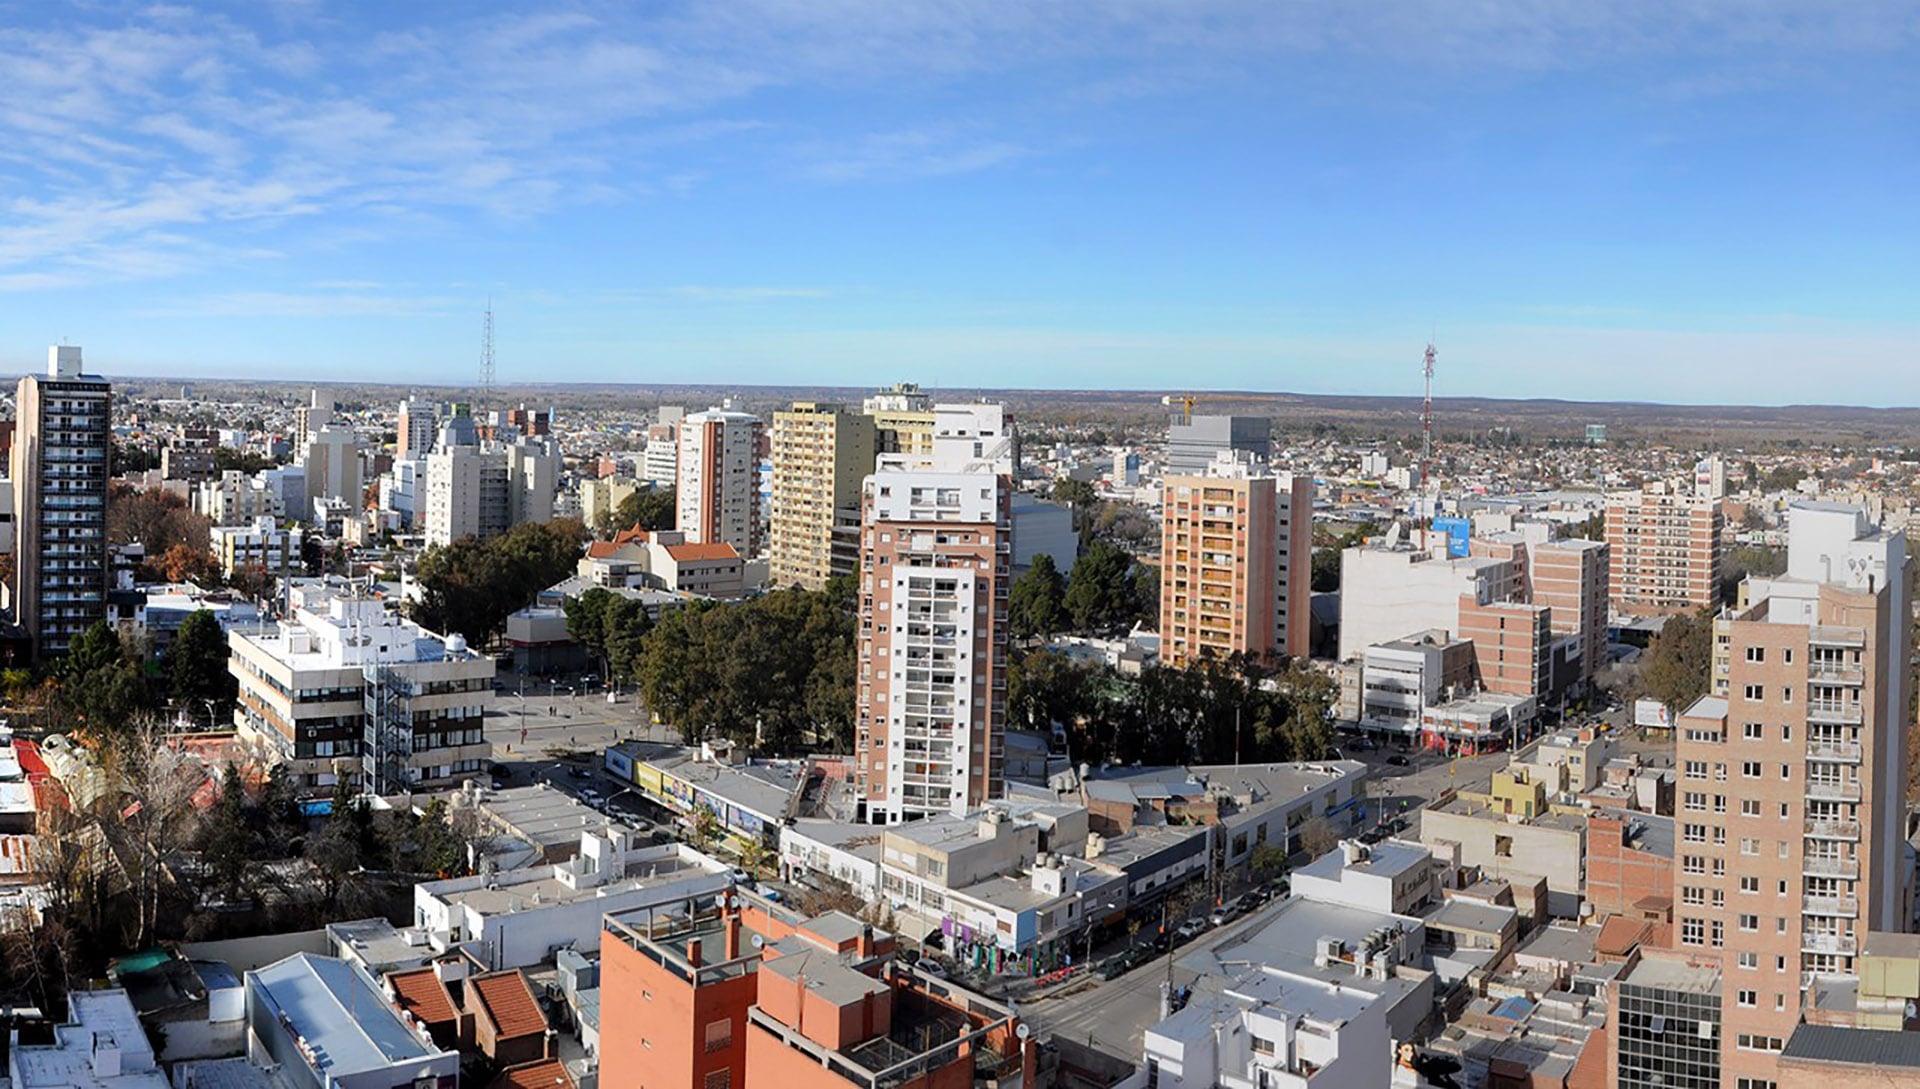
479, 784, 639, 849
1295, 839, 1430, 883
430, 852, 723, 916
250, 954, 442, 1076
1620, 955, 1720, 995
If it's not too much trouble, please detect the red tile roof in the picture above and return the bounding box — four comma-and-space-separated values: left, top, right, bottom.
488, 1059, 574, 1089
388, 967, 458, 1027
470, 970, 547, 1040
663, 541, 738, 563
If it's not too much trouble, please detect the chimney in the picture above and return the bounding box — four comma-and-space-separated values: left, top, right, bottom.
724, 915, 741, 960
857, 924, 875, 959
686, 938, 702, 968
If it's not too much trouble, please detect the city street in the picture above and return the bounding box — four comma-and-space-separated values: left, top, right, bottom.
481, 668, 676, 765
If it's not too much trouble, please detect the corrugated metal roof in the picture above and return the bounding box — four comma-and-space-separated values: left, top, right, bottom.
1782, 1024, 1920, 1068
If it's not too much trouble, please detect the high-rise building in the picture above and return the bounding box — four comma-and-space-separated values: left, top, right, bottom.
1528, 537, 1610, 690
676, 405, 764, 559
1605, 481, 1724, 616
160, 427, 217, 483
396, 398, 436, 459
855, 404, 1013, 823
769, 402, 876, 591
422, 431, 559, 548
12, 346, 111, 659
641, 422, 679, 487
293, 388, 333, 455
302, 424, 363, 512
1159, 452, 1312, 668
1670, 502, 1909, 1088
1164, 413, 1269, 476
861, 382, 935, 457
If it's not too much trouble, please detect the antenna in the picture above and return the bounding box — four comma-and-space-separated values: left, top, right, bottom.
1418, 343, 1436, 519
480, 298, 496, 410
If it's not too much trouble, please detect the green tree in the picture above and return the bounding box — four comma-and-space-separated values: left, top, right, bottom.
1063, 541, 1136, 633
1008, 554, 1066, 639
413, 519, 589, 644
201, 763, 256, 897
1310, 548, 1342, 593
1643, 611, 1713, 715
602, 596, 653, 683
170, 610, 236, 712
611, 486, 676, 534
60, 621, 123, 683
1249, 843, 1288, 879
565, 588, 616, 670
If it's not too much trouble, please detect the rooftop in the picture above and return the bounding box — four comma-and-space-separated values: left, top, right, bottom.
762, 940, 890, 1006
470, 971, 548, 1040
1295, 839, 1430, 883
611, 741, 805, 820
13, 989, 166, 1089
250, 953, 443, 1076
476, 784, 639, 851
1620, 954, 1720, 995
426, 847, 725, 917
1426, 898, 1517, 936
1782, 1024, 1920, 1069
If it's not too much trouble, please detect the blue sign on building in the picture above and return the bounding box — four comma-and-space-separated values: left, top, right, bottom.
1431, 516, 1472, 558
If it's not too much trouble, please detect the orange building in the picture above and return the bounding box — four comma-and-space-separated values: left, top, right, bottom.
1605, 481, 1723, 616
1455, 595, 1550, 698
1584, 809, 1673, 923
599, 889, 1035, 1089
1159, 456, 1312, 667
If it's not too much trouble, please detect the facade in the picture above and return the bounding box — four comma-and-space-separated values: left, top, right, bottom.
197, 470, 285, 526
854, 404, 1013, 823
861, 382, 935, 457
1455, 596, 1551, 698
642, 421, 679, 487
1164, 413, 1269, 475
396, 397, 436, 458
160, 427, 217, 483
1159, 453, 1313, 667
228, 580, 493, 795
302, 424, 364, 510
1530, 537, 1610, 688
1607, 953, 1723, 1089
208, 517, 304, 580
424, 442, 508, 546
677, 405, 764, 558
1584, 809, 1674, 921
1671, 501, 1909, 1088
579, 474, 641, 528
12, 345, 111, 659
769, 402, 876, 590
1338, 542, 1511, 661
1356, 632, 1475, 736
1606, 481, 1724, 615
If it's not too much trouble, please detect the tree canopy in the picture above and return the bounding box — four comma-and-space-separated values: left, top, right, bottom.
1642, 611, 1712, 714
607, 486, 676, 536
412, 519, 588, 644
1008, 553, 1066, 639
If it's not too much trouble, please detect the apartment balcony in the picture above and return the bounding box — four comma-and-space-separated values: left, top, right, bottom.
1803, 894, 1859, 917
1806, 780, 1862, 802
1803, 932, 1857, 956
1807, 740, 1862, 762
1809, 662, 1866, 684
1810, 626, 1867, 648
1804, 856, 1860, 879
1805, 818, 1861, 841
1809, 703, 1864, 725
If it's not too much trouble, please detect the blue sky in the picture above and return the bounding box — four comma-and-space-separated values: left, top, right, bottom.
0, 2, 1915, 403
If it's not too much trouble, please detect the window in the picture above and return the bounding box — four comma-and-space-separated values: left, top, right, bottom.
1713, 859, 1727, 877
705, 1019, 733, 1054
1745, 646, 1766, 663
1711, 920, 1724, 947
1495, 835, 1513, 858
1782, 687, 1793, 703
1740, 837, 1759, 856
1779, 880, 1789, 896
1782, 726, 1791, 741
1714, 762, 1727, 781
1775, 993, 1786, 1011
1738, 1078, 1778, 1089
1739, 876, 1759, 893
1681, 917, 1704, 946
1684, 792, 1707, 812
1251, 1036, 1275, 1056
1743, 761, 1762, 778
1744, 722, 1764, 740
1682, 886, 1705, 906
1779, 803, 1790, 819
1738, 951, 1757, 969
1737, 1034, 1785, 1053
1684, 824, 1708, 844
1737, 989, 1756, 1007
705, 1072, 732, 1089
1684, 760, 1708, 780
1782, 764, 1792, 780
1682, 854, 1706, 875
1739, 913, 1758, 931
1744, 684, 1764, 700
1741, 799, 1761, 817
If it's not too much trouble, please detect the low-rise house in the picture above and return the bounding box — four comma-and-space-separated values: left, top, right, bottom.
244, 953, 459, 1089
9, 989, 169, 1089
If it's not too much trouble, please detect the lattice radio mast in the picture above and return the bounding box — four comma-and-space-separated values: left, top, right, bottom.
479, 298, 496, 409
1418, 342, 1436, 517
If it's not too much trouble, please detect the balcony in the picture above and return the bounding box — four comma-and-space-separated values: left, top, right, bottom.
1803, 894, 1859, 917
1803, 932, 1857, 956
1809, 662, 1865, 684
1804, 856, 1859, 879
1809, 703, 1864, 725
1807, 740, 1862, 762
1806, 780, 1862, 802
1810, 626, 1867, 648
1805, 818, 1861, 841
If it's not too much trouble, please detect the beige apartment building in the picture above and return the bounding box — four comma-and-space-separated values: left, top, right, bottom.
230, 580, 495, 797
861, 382, 936, 457
1159, 453, 1312, 667
1606, 481, 1724, 616
1529, 537, 1609, 689
769, 402, 876, 590
1670, 502, 1909, 1087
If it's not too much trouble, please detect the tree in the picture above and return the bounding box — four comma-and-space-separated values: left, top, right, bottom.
1310, 548, 1342, 593
1050, 478, 1098, 526
1296, 815, 1341, 860
611, 486, 676, 535
170, 610, 236, 714
690, 806, 721, 852
412, 519, 589, 644
1249, 843, 1288, 879
1643, 611, 1713, 715
156, 543, 218, 584
565, 588, 616, 670
1008, 554, 1066, 639
603, 596, 653, 684
1064, 541, 1137, 633
201, 763, 256, 898
106, 485, 212, 577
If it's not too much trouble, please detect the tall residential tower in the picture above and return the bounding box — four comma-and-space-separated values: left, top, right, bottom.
1159, 451, 1312, 667
769, 402, 875, 591
12, 346, 111, 659
676, 404, 764, 559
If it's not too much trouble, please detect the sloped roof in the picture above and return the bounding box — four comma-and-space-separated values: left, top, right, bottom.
662, 541, 739, 563
488, 1059, 575, 1089
386, 967, 457, 1027
470, 970, 547, 1040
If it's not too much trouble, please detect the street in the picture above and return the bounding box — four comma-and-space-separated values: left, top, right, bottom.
482, 667, 675, 766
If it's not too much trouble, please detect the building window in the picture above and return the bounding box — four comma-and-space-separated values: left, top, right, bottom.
1684, 760, 1707, 780
1737, 1079, 1778, 1089
1738, 952, 1757, 969
705, 1072, 732, 1089
1737, 989, 1757, 1007
1744, 684, 1763, 700
1680, 917, 1704, 946
1742, 761, 1761, 778
1739, 876, 1758, 893
1741, 799, 1760, 817
1743, 722, 1763, 740
1251, 1036, 1275, 1055
705, 1019, 733, 1054
1739, 914, 1758, 931
1745, 647, 1765, 663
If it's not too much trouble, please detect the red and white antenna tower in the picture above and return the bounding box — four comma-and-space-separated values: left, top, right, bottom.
1418, 343, 1436, 515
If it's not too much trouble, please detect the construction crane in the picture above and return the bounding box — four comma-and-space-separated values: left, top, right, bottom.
1161, 394, 1197, 425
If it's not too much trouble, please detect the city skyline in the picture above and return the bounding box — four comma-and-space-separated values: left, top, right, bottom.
2, 3, 1916, 401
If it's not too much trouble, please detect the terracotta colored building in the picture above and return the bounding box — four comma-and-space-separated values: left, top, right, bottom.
1529, 537, 1609, 689
599, 888, 1035, 1089
1159, 456, 1312, 667
1455, 595, 1551, 698
1583, 809, 1673, 922
1604, 481, 1723, 616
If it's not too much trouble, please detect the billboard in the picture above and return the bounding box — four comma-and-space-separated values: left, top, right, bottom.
1633, 699, 1672, 730
1431, 516, 1472, 558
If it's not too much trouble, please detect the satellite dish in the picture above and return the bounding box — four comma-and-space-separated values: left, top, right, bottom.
751, 934, 765, 949
1016, 1024, 1031, 1040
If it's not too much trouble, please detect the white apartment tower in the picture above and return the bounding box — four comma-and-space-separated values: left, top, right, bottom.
676, 404, 764, 558
12, 346, 111, 659
855, 404, 1014, 823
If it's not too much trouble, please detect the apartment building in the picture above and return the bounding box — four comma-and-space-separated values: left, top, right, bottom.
769, 402, 876, 590
854, 405, 1013, 823
1159, 452, 1313, 667
1164, 412, 1269, 475
1455, 596, 1551, 698
160, 427, 217, 483
228, 580, 494, 795
423, 435, 559, 547
396, 397, 437, 458
1606, 481, 1724, 616
12, 345, 111, 659
1529, 537, 1610, 688
861, 382, 935, 457
1338, 536, 1513, 661
195, 469, 285, 526
642, 419, 680, 487
1670, 501, 1910, 1088
677, 404, 764, 558
208, 517, 304, 580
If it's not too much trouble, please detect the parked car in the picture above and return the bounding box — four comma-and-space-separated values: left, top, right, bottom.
762, 888, 784, 904
578, 787, 603, 805
1097, 955, 1131, 981
1387, 754, 1411, 767
913, 957, 948, 979
1174, 918, 1210, 943
729, 867, 753, 884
